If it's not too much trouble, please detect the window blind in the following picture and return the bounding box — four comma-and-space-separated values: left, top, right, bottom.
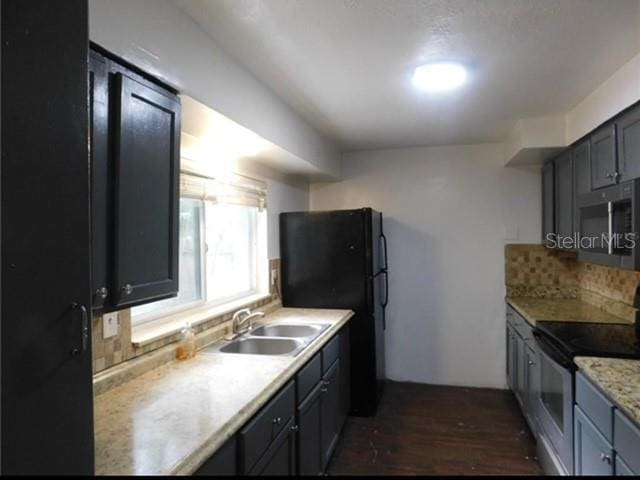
180, 165, 267, 210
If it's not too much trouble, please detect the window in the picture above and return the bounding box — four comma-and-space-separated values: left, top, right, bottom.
133, 197, 267, 325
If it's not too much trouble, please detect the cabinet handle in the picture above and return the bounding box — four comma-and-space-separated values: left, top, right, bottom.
121, 284, 133, 296
290, 425, 299, 432
70, 302, 89, 357
600, 453, 612, 465
95, 287, 109, 300
320, 387, 328, 393
324, 380, 331, 387
528, 360, 536, 366
272, 417, 282, 425
607, 201, 613, 255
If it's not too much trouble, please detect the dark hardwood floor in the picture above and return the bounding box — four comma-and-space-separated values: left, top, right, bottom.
328, 381, 542, 476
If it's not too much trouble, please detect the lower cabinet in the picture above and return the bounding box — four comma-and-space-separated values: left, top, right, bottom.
575, 372, 640, 476
320, 359, 341, 469
194, 438, 237, 476
195, 325, 351, 476
574, 406, 614, 476
505, 305, 538, 434
249, 418, 297, 475
297, 382, 324, 475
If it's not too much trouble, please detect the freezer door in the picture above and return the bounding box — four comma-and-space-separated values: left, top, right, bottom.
280, 210, 367, 310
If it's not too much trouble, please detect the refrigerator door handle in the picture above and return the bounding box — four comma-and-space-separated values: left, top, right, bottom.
380, 233, 389, 271
381, 270, 389, 308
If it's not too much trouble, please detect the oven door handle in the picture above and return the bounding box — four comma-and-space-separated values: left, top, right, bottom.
533, 330, 575, 371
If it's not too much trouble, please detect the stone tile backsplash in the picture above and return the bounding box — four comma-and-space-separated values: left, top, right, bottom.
92, 258, 281, 374
505, 244, 639, 321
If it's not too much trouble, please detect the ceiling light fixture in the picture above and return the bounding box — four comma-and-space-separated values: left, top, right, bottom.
412, 62, 468, 92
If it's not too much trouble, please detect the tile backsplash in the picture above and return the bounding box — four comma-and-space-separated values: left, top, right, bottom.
505, 244, 639, 321
92, 258, 282, 374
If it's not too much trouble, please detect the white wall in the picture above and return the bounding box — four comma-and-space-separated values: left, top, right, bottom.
88, 0, 341, 179
566, 51, 640, 144
236, 160, 309, 259
310, 144, 541, 388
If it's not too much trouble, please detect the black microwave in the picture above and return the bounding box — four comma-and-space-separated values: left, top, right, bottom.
577, 179, 640, 270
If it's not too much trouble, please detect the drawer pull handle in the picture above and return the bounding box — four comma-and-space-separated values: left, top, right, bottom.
600, 453, 612, 465
290, 425, 299, 432
324, 380, 331, 387
320, 387, 328, 393
272, 417, 282, 425
528, 360, 536, 367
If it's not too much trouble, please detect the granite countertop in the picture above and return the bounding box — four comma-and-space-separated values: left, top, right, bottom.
506, 296, 631, 326
94, 307, 353, 475
575, 356, 640, 426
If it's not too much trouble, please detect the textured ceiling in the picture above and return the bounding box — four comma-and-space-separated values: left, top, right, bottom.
175, 0, 640, 151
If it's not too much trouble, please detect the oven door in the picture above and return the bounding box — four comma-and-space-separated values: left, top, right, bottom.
534, 333, 574, 475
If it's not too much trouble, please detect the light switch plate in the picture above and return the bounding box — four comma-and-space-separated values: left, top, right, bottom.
103, 311, 119, 339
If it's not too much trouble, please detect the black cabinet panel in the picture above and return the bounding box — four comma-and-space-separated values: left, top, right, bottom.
195, 438, 237, 476
1, 0, 94, 474
113, 73, 181, 307
617, 104, 640, 183
591, 124, 617, 190
239, 381, 295, 474
250, 418, 296, 476
321, 359, 341, 470
542, 160, 555, 246
90, 50, 112, 309
297, 383, 323, 476
554, 151, 573, 244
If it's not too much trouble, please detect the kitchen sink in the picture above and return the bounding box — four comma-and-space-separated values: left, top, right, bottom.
251, 323, 329, 339
217, 337, 304, 356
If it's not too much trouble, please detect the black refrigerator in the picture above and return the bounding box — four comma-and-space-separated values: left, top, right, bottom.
280, 208, 388, 416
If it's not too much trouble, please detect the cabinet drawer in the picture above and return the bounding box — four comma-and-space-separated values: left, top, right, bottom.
322, 335, 339, 373
239, 380, 295, 473
614, 409, 640, 474
576, 372, 614, 442
296, 353, 322, 403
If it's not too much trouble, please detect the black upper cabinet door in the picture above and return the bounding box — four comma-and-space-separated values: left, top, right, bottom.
554, 151, 573, 246
1, 0, 94, 474
617, 104, 640, 183
542, 160, 555, 246
113, 74, 181, 308
89, 51, 112, 309
591, 124, 617, 189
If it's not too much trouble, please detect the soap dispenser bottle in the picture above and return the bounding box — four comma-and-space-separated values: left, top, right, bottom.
177, 323, 196, 360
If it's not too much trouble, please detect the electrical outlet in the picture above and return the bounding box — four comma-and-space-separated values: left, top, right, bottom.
103, 311, 119, 339
271, 268, 278, 285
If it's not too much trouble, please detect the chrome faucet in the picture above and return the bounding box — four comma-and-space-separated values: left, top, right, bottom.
232, 308, 265, 335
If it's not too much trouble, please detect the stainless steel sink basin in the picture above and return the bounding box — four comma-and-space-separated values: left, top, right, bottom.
251, 323, 327, 338
218, 337, 303, 356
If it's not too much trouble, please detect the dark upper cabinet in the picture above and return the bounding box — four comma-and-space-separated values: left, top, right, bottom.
617, 104, 640, 183
542, 160, 555, 246
89, 51, 111, 310
113, 74, 181, 308
89, 47, 181, 311
554, 150, 573, 246
2, 0, 94, 474
591, 124, 617, 190
573, 140, 591, 233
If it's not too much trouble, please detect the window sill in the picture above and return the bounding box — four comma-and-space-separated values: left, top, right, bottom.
131, 292, 272, 348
